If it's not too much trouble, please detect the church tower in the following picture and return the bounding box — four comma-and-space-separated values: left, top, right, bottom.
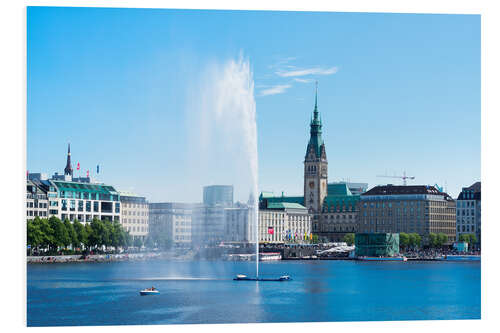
304, 83, 328, 214
64, 143, 73, 178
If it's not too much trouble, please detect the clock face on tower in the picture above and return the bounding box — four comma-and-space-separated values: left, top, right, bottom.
309, 181, 315, 189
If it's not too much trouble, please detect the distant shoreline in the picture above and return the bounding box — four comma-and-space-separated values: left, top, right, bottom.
27, 253, 174, 264
27, 253, 481, 264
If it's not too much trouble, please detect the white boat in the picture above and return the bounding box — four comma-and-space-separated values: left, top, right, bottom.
140, 288, 160, 296
259, 252, 282, 261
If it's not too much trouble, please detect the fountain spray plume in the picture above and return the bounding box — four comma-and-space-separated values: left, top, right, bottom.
190, 54, 259, 277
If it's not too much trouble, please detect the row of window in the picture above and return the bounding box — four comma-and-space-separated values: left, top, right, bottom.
59, 191, 117, 202
123, 218, 147, 224
26, 202, 48, 208
60, 200, 120, 214
457, 225, 475, 232
27, 211, 47, 217
457, 209, 475, 216
123, 211, 147, 216
457, 200, 476, 208
175, 235, 190, 241
127, 226, 148, 233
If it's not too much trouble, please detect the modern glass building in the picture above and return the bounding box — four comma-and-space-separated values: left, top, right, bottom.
355, 233, 400, 257
203, 185, 233, 207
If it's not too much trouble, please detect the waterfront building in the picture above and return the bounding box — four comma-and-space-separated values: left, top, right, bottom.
329, 181, 368, 195
27, 175, 121, 223
320, 183, 360, 242
49, 179, 121, 223
355, 233, 399, 257
203, 185, 233, 207
26, 179, 49, 219
119, 191, 149, 241
258, 194, 311, 243
192, 205, 226, 245
224, 201, 255, 243
456, 182, 481, 245
149, 202, 193, 247
358, 185, 456, 244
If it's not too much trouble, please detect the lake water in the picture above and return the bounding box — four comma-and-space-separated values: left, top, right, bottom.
27, 260, 480, 326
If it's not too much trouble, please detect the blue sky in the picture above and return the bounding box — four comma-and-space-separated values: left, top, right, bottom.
27, 7, 480, 201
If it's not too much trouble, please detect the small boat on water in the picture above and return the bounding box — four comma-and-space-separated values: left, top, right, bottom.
259, 252, 282, 261
234, 274, 291, 281
140, 287, 160, 296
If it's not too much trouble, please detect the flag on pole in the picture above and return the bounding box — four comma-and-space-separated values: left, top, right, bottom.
86, 170, 89, 178
97, 165, 100, 174
268, 227, 274, 235
77, 162, 80, 170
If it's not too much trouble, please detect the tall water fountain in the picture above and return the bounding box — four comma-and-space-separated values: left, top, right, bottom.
191, 56, 259, 277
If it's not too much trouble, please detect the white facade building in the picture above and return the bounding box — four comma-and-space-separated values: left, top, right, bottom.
259, 203, 312, 243
119, 191, 149, 240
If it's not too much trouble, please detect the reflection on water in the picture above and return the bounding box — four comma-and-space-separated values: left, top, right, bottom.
27, 260, 480, 326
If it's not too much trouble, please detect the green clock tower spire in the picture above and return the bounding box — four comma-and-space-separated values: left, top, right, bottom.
304, 82, 328, 216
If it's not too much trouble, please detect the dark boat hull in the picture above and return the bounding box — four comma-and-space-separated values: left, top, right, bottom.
234, 277, 291, 281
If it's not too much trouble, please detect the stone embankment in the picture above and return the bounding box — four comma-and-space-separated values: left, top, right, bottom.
27, 252, 169, 263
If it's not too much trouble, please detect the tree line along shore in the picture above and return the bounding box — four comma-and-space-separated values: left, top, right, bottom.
27, 216, 479, 259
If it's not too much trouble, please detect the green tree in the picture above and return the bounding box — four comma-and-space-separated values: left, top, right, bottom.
399, 232, 409, 249
343, 233, 355, 246
88, 219, 104, 250
48, 216, 69, 252
468, 233, 477, 245
27, 218, 43, 254
63, 219, 78, 250
437, 233, 448, 247
37, 218, 54, 251
408, 233, 416, 248
110, 221, 124, 250
413, 233, 422, 248
458, 234, 470, 243
101, 220, 113, 248
84, 223, 93, 250
429, 232, 438, 248
73, 220, 87, 250
134, 236, 143, 248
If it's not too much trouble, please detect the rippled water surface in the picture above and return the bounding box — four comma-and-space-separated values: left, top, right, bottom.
27, 260, 480, 326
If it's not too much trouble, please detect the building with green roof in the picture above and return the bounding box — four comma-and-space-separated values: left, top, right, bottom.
258, 194, 311, 243
41, 178, 122, 224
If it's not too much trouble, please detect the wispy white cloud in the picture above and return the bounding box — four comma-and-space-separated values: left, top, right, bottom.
276, 66, 339, 77
293, 78, 314, 83
259, 84, 292, 97
268, 56, 298, 69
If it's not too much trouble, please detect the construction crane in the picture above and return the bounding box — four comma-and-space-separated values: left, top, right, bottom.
376, 171, 415, 186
